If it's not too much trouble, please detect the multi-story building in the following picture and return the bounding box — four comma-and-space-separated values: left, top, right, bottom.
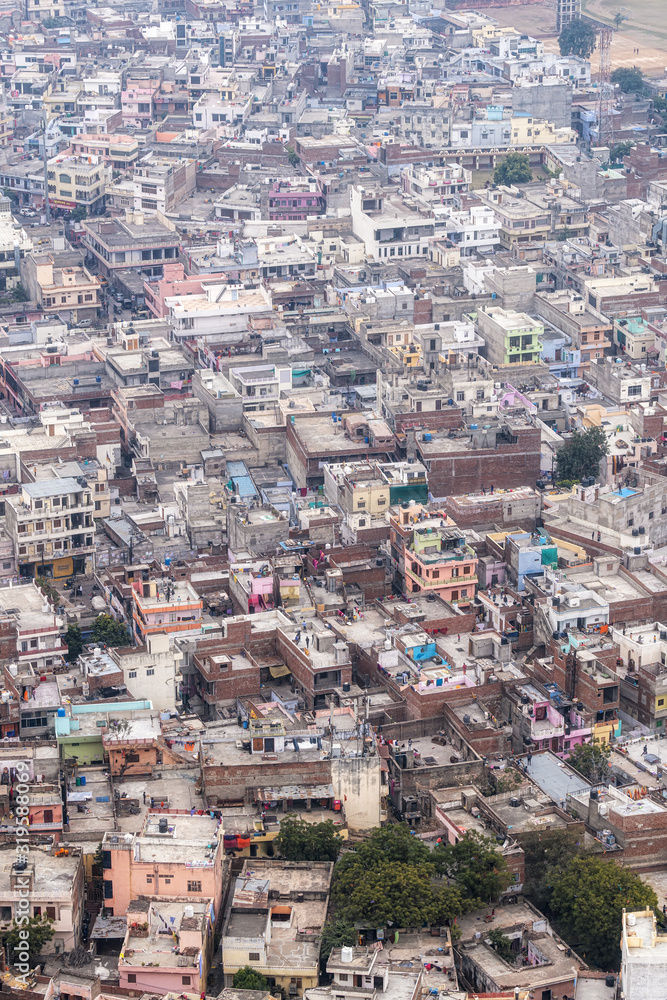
350, 186, 435, 260
222, 859, 332, 994
82, 212, 181, 280
46, 153, 108, 214
5, 479, 95, 579
102, 810, 224, 918
131, 578, 203, 643
118, 898, 213, 994
477, 307, 543, 366
227, 363, 292, 412
401, 162, 471, 205
0, 845, 84, 956
267, 178, 325, 221
132, 154, 197, 215
22, 252, 101, 323
70, 133, 139, 169
480, 187, 552, 248
121, 88, 155, 129
441, 204, 499, 256
166, 283, 273, 340
0, 195, 32, 293
404, 524, 478, 606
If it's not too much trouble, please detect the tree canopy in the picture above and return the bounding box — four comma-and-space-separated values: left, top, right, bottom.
555, 426, 608, 483
320, 918, 357, 969
559, 20, 597, 58
91, 613, 131, 648
64, 623, 84, 663
331, 824, 467, 931
549, 856, 657, 967
521, 829, 588, 914
567, 740, 612, 783
2, 916, 54, 968
433, 831, 510, 903
494, 152, 532, 187
609, 140, 635, 164
233, 967, 269, 991
611, 67, 644, 93
275, 816, 344, 862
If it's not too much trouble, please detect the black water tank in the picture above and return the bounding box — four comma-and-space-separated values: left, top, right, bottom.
605, 975, 615, 988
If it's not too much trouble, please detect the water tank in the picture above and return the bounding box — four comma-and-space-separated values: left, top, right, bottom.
80, 775, 86, 786
342, 681, 351, 693
627, 913, 636, 927
423, 432, 432, 442
158, 817, 168, 833
605, 976, 615, 987
184, 905, 194, 919
57, 707, 66, 717
341, 946, 354, 963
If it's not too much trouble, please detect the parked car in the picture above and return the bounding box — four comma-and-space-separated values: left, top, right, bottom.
76, 318, 93, 328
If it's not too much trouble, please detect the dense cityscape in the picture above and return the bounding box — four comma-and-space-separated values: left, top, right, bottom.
0, 0, 664, 997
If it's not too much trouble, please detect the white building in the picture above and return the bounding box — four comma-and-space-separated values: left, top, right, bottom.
350, 186, 435, 260
166, 283, 273, 339
622, 908, 667, 1000
441, 204, 499, 255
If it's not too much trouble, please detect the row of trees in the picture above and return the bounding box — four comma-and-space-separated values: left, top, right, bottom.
275, 801, 659, 971
275, 819, 512, 966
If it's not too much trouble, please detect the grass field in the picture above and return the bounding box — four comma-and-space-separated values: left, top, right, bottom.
485, 0, 667, 75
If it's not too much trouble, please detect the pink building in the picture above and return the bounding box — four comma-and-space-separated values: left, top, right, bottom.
119, 897, 213, 995
268, 179, 325, 221
144, 263, 215, 318
102, 810, 224, 919
121, 89, 155, 128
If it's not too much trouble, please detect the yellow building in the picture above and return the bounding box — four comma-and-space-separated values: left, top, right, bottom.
43, 83, 83, 121
23, 253, 102, 322
46, 153, 108, 214
390, 341, 422, 367
339, 475, 390, 516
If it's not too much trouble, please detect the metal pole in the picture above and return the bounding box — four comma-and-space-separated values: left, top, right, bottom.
43, 122, 50, 224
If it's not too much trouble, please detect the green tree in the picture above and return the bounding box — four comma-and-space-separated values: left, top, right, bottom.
611, 67, 644, 93
335, 823, 432, 877
494, 152, 532, 187
2, 915, 54, 968
320, 918, 356, 969
559, 20, 597, 58
555, 426, 608, 483
334, 859, 464, 927
91, 613, 131, 648
487, 929, 515, 964
434, 831, 510, 903
610, 140, 635, 164
233, 967, 269, 991
567, 740, 612, 783
11, 283, 29, 303
70, 206, 88, 222
64, 623, 84, 663
275, 816, 344, 862
286, 147, 299, 168
522, 829, 588, 913
550, 856, 657, 966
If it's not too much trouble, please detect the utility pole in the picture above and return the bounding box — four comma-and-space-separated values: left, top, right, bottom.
42, 121, 50, 225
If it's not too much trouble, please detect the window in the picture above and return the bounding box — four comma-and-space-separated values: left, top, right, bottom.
146, 875, 153, 883
44, 810, 53, 824
249, 953, 260, 962
181, 978, 191, 987
628, 385, 641, 397
128, 670, 137, 679
456, 391, 465, 401
127, 975, 136, 984
187, 880, 202, 892
659, 699, 665, 707
146, 668, 154, 676
45, 906, 56, 920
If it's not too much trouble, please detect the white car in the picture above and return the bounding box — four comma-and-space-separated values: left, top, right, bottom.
76, 318, 93, 328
